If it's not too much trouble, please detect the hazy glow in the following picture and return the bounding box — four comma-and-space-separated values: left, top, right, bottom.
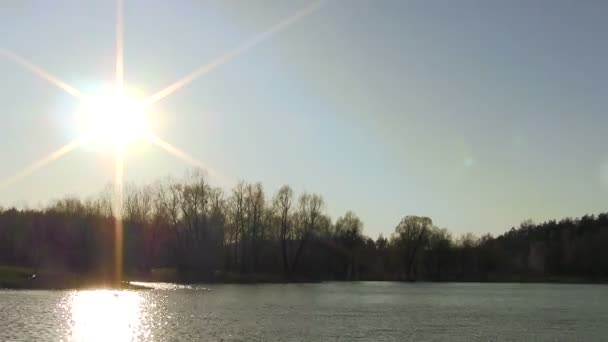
144, 132, 233, 185
0, 138, 82, 189
0, 0, 324, 190
0, 49, 82, 98
142, 0, 327, 107
115, 0, 124, 93
69, 290, 143, 342
77, 91, 150, 147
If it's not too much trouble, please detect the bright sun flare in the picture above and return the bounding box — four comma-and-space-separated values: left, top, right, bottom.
77, 88, 149, 147
1, 0, 323, 286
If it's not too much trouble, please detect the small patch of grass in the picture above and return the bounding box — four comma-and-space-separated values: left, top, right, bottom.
0, 265, 35, 288
142, 267, 178, 282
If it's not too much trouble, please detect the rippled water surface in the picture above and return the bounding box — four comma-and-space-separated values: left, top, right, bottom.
1, 282, 607, 341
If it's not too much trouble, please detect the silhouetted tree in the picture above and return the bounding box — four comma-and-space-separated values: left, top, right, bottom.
291, 193, 324, 275
273, 185, 294, 278
394, 216, 433, 280
1, 169, 608, 284
334, 211, 363, 279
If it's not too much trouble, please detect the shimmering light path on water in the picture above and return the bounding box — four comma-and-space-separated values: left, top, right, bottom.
1, 282, 607, 341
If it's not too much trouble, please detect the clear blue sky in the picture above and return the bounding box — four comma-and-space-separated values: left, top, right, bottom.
1, 0, 607, 237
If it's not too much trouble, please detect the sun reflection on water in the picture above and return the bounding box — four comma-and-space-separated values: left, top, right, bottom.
68, 290, 147, 342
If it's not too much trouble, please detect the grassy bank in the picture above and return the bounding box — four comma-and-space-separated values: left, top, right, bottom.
0, 266, 33, 288
0, 266, 146, 290
127, 268, 316, 284
3, 265, 607, 289
0, 266, 306, 289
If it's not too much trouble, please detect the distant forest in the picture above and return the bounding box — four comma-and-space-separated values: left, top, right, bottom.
1, 170, 607, 283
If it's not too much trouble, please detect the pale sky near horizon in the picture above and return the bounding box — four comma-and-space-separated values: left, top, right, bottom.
1, 0, 607, 238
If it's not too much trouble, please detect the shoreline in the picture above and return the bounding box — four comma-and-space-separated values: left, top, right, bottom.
3, 277, 608, 291
3, 265, 607, 290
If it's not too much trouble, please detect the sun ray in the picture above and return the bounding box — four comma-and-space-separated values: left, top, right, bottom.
113, 145, 124, 284
0, 49, 83, 99
0, 138, 82, 190
142, 0, 327, 107
144, 132, 234, 186
115, 0, 124, 93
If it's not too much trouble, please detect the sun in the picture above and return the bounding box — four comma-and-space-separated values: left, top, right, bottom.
77, 86, 150, 147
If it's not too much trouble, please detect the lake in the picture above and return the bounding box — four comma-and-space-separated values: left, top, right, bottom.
1, 282, 607, 341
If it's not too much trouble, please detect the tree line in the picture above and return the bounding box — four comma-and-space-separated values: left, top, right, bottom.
1, 170, 607, 283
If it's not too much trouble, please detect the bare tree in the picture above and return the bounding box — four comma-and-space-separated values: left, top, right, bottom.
335, 211, 364, 279
208, 187, 226, 250
155, 177, 186, 268
395, 215, 433, 280
245, 182, 264, 273
273, 185, 294, 277
83, 186, 113, 218
291, 192, 324, 275
425, 226, 452, 280
228, 181, 247, 271
124, 184, 153, 224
